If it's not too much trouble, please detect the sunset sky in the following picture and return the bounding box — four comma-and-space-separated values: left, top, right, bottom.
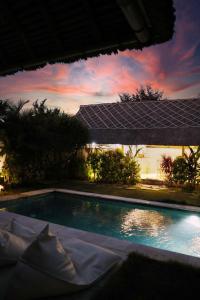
0, 0, 200, 114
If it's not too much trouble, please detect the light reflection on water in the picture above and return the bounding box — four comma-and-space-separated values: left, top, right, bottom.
191, 237, 200, 255
121, 209, 172, 237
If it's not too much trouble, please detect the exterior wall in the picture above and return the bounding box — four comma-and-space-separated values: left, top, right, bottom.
0, 155, 5, 190
0, 155, 5, 174
135, 146, 182, 180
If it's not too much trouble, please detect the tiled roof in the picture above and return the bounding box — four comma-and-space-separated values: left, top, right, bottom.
77, 99, 200, 130
76, 99, 200, 145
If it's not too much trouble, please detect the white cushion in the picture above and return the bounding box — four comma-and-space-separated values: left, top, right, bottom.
0, 218, 36, 240
0, 229, 28, 267
9, 219, 36, 241
0, 219, 11, 231
6, 224, 121, 299
62, 238, 122, 284
0, 219, 37, 267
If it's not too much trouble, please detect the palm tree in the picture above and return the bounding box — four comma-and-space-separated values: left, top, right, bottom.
1, 99, 89, 185
0, 99, 9, 126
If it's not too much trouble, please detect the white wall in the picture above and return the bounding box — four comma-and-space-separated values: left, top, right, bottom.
135, 146, 183, 180
0, 155, 5, 174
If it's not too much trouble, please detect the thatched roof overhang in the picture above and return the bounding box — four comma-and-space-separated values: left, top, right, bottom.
0, 0, 175, 76
76, 99, 200, 146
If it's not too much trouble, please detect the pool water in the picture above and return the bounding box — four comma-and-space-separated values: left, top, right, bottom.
1, 192, 200, 257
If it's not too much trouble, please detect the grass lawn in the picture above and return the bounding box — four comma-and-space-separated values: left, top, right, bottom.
1, 180, 200, 207
56, 180, 200, 207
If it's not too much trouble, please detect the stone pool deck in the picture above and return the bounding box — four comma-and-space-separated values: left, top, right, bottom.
1, 188, 200, 268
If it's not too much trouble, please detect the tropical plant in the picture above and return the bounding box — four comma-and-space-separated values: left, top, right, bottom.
0, 99, 9, 123
87, 149, 140, 184
160, 155, 174, 186
183, 146, 200, 190
119, 84, 164, 102
0, 99, 89, 185
67, 149, 88, 180
161, 147, 200, 190
172, 157, 188, 185
86, 149, 102, 181
127, 145, 143, 158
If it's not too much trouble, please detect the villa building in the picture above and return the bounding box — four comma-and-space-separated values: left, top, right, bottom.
76, 99, 200, 180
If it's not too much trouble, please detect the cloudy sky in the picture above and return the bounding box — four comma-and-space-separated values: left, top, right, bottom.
0, 0, 200, 114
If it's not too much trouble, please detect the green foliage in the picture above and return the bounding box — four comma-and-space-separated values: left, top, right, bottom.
0, 99, 9, 124
98, 149, 124, 183
160, 155, 174, 186
87, 149, 140, 184
87, 149, 102, 181
67, 150, 88, 180
161, 147, 200, 190
183, 146, 200, 189
172, 157, 188, 184
119, 84, 164, 102
0, 99, 89, 185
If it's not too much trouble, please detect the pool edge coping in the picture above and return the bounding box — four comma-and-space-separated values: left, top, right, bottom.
55, 189, 200, 213
1, 188, 200, 213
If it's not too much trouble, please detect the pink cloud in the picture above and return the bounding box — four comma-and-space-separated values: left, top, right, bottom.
53, 64, 70, 80
179, 44, 197, 62
169, 81, 200, 93
120, 49, 161, 76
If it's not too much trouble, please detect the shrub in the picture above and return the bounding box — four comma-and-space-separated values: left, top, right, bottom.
87, 149, 102, 181
183, 146, 200, 190
1, 99, 89, 185
87, 149, 140, 184
161, 147, 200, 191
160, 155, 174, 186
67, 150, 88, 180
121, 153, 140, 184
173, 157, 188, 185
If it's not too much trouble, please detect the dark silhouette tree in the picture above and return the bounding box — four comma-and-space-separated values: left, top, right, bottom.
0, 99, 89, 185
119, 84, 164, 102
0, 99, 10, 126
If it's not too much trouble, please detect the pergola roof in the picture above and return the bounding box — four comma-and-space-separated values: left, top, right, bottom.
0, 0, 175, 76
76, 99, 200, 146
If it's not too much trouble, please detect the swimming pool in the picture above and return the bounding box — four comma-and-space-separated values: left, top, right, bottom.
1, 191, 200, 258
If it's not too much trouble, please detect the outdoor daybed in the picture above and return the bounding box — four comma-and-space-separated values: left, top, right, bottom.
0, 213, 123, 300
1, 211, 200, 300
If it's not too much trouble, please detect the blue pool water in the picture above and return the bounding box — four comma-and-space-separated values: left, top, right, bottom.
1, 192, 200, 257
